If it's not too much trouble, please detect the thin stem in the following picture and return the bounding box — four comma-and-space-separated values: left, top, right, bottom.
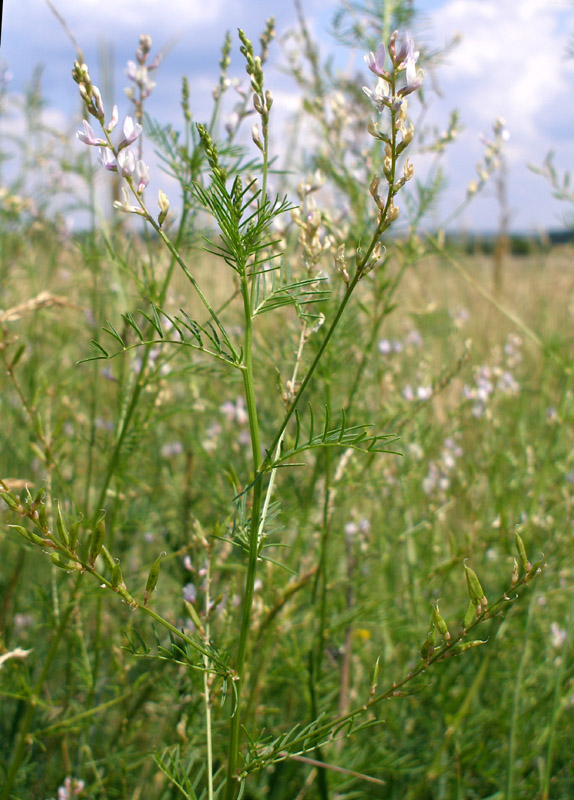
224, 275, 264, 800
505, 594, 535, 800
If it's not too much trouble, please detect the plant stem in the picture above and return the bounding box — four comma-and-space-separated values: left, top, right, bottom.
224, 275, 264, 800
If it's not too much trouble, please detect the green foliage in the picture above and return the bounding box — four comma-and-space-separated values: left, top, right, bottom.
0, 2, 572, 800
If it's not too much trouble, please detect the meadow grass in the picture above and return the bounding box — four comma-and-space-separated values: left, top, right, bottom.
0, 5, 573, 799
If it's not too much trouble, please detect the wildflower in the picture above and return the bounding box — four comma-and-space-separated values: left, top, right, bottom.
135, 159, 150, 193
99, 147, 117, 171
550, 622, 567, 649
76, 119, 107, 147
117, 148, 136, 177
113, 187, 145, 216
104, 104, 119, 133
183, 555, 193, 572
158, 189, 169, 226
362, 76, 393, 112
183, 583, 197, 603
118, 116, 142, 150
364, 43, 389, 79
161, 441, 184, 458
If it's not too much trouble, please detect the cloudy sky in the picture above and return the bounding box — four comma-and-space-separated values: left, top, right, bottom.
1, 0, 573, 232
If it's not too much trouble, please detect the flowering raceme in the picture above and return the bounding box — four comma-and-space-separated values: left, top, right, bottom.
362, 30, 425, 112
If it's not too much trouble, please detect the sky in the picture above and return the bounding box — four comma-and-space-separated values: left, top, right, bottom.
1, 0, 573, 233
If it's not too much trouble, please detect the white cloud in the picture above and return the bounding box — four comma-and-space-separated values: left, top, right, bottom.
422, 0, 574, 229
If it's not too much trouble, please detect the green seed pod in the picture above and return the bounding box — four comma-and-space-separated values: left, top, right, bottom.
463, 599, 476, 630
51, 552, 78, 571
369, 656, 381, 691
100, 544, 115, 573
464, 563, 486, 607
89, 513, 106, 566
68, 517, 81, 552
144, 552, 165, 605
184, 599, 203, 630
449, 640, 486, 656
1, 492, 21, 511
37, 504, 48, 530
514, 532, 531, 572
111, 559, 123, 588
420, 637, 432, 661
432, 603, 450, 641
9, 524, 45, 546
55, 502, 69, 547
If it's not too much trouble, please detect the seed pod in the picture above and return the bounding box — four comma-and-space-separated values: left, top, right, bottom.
51, 552, 78, 571
100, 544, 115, 573
184, 599, 203, 630
464, 562, 487, 607
370, 656, 381, 694
463, 599, 476, 630
111, 559, 123, 588
144, 552, 165, 606
68, 517, 81, 552
9, 524, 45, 546
89, 513, 106, 566
1, 492, 22, 511
55, 502, 69, 547
514, 532, 531, 572
432, 603, 450, 641
448, 640, 486, 656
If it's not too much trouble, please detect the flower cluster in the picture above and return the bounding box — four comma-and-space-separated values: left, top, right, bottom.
463, 334, 522, 418
361, 31, 425, 235
363, 31, 425, 112
467, 117, 510, 197
125, 34, 161, 124
73, 46, 170, 226
422, 435, 464, 498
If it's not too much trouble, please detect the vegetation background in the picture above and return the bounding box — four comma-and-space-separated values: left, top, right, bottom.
0, 1, 572, 799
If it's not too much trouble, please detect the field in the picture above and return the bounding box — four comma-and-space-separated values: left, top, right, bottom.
1, 8, 573, 800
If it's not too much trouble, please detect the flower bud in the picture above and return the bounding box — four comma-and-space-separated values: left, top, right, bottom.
252, 123, 263, 152
403, 158, 414, 181
158, 190, 170, 227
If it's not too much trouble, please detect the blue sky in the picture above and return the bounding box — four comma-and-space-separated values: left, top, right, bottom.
1, 0, 574, 232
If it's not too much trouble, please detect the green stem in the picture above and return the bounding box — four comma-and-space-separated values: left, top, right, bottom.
224, 276, 264, 800
505, 594, 535, 800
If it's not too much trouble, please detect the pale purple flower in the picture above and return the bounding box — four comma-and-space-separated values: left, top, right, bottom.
395, 33, 418, 68
99, 147, 117, 171
183, 582, 197, 603
364, 43, 388, 78
117, 148, 136, 177
76, 119, 106, 146
113, 187, 145, 215
119, 116, 142, 149
183, 555, 193, 572
104, 104, 119, 133
416, 385, 432, 401
550, 622, 567, 649
161, 441, 184, 458
135, 159, 150, 193
378, 338, 392, 355
362, 76, 393, 111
